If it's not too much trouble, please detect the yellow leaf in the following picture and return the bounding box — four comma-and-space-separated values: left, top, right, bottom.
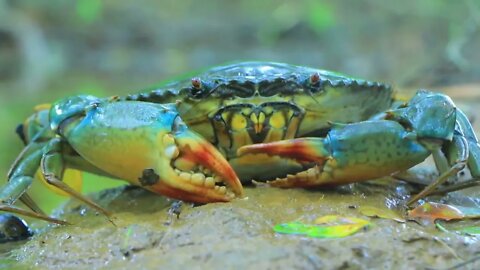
273, 215, 371, 239
359, 206, 405, 223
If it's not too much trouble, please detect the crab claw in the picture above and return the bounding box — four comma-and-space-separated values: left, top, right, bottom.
237, 138, 332, 188
237, 138, 330, 164
58, 100, 243, 204
158, 128, 244, 202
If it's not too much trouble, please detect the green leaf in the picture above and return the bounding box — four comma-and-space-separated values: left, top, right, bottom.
359, 206, 405, 222
274, 215, 371, 238
435, 221, 480, 236
306, 0, 335, 34
273, 222, 312, 235
460, 226, 480, 235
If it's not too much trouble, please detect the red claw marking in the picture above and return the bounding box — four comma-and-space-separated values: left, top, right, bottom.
198, 144, 242, 196
237, 138, 330, 164
180, 137, 243, 197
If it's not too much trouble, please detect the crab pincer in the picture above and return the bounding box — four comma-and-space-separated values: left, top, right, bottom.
51, 97, 243, 203
237, 120, 433, 188
151, 126, 244, 202
237, 90, 480, 207
237, 137, 334, 187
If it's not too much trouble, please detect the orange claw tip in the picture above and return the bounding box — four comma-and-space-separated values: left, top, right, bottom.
196, 143, 244, 197
175, 131, 244, 197
149, 182, 235, 203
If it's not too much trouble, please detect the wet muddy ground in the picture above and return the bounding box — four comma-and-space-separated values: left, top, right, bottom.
3, 181, 480, 270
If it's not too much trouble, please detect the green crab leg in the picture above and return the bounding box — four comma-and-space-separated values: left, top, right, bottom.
0, 142, 68, 224
406, 163, 465, 206
405, 134, 468, 205
0, 147, 41, 204
3, 127, 54, 205
19, 193, 45, 215
456, 109, 480, 177
406, 112, 480, 203
40, 138, 112, 218
428, 178, 480, 195
0, 205, 69, 225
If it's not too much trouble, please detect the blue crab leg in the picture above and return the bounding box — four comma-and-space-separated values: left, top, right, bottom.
406, 111, 480, 204
391, 134, 468, 186
405, 139, 468, 205
455, 109, 480, 177
382, 91, 479, 203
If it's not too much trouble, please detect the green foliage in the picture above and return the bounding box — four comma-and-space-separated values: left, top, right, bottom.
76, 0, 103, 24
256, 0, 337, 45
306, 0, 335, 34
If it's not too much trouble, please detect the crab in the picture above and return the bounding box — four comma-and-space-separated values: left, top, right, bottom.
2, 62, 479, 225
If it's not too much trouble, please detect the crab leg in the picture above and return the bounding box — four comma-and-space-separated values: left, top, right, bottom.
19, 193, 45, 215
405, 111, 480, 204
407, 163, 465, 205
1, 144, 41, 205
40, 137, 112, 218
0, 205, 69, 225
2, 125, 109, 223
0, 141, 68, 224
238, 120, 432, 188
455, 109, 480, 177
404, 133, 468, 205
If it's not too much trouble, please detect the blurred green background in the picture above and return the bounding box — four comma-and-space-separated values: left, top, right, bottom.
0, 0, 479, 213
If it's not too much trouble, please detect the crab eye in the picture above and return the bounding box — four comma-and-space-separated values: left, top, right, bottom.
188, 77, 214, 99
189, 77, 204, 97
309, 72, 320, 85
191, 77, 202, 89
